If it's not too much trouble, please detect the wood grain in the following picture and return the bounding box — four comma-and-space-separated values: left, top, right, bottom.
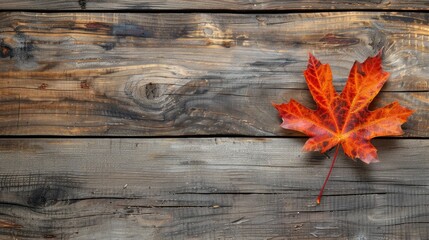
0, 138, 428, 239
0, 12, 427, 136
0, 0, 428, 11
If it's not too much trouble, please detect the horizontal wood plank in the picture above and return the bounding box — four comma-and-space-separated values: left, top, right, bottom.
0, 0, 428, 11
0, 12, 427, 136
0, 138, 428, 239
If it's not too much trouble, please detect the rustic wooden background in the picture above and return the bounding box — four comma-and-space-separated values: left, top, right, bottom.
0, 1, 428, 239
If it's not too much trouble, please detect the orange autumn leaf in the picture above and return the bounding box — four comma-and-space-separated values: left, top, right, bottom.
273, 52, 413, 203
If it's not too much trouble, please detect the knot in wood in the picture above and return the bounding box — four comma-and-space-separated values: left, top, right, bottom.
78, 0, 86, 9
145, 83, 160, 99
0, 42, 13, 58
203, 28, 214, 36
27, 186, 68, 208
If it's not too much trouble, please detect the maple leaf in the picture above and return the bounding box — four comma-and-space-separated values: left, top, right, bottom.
273, 52, 413, 204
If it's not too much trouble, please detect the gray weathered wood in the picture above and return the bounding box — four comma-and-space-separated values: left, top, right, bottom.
0, 0, 428, 11
0, 138, 428, 239
0, 12, 427, 136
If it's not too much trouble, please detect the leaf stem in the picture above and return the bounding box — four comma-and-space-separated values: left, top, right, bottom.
316, 144, 340, 205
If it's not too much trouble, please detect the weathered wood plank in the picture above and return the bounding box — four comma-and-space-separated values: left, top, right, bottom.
0, 12, 427, 136
0, 138, 428, 239
0, 0, 428, 11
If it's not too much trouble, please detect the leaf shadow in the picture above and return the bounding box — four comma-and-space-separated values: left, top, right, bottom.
293, 138, 404, 186
301, 144, 374, 181
322, 138, 403, 182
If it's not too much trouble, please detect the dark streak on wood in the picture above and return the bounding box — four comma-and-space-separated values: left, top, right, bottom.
85, 22, 111, 31
0, 219, 22, 229
319, 33, 360, 46
112, 24, 148, 38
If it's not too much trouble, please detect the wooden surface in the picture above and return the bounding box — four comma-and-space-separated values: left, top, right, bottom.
1, 138, 429, 239
0, 0, 428, 11
0, 12, 427, 136
0, 1, 428, 239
